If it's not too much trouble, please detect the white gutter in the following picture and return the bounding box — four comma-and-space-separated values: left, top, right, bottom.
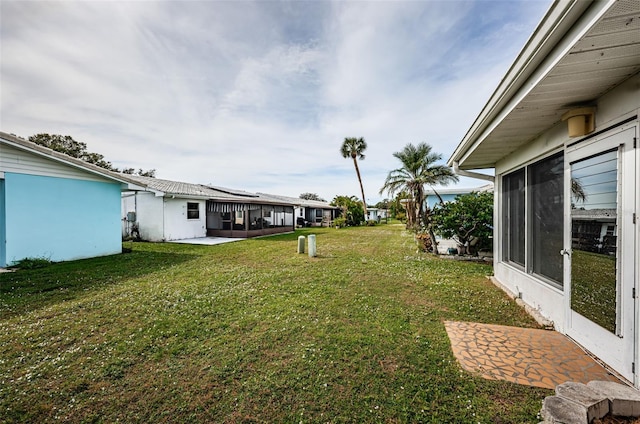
452, 161, 495, 183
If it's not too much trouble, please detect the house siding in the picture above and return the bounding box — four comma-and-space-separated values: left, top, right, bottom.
3, 172, 121, 266
0, 142, 115, 183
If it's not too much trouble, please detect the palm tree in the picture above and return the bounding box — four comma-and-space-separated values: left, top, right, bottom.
379, 142, 458, 253
340, 137, 368, 216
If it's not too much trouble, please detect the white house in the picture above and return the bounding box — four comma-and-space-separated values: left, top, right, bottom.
449, 0, 640, 385
0, 132, 139, 267
121, 176, 298, 241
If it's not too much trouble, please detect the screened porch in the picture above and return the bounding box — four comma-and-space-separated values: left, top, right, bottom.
206, 201, 295, 238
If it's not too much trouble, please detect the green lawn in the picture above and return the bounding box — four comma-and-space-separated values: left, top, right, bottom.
571, 249, 617, 333
0, 224, 549, 423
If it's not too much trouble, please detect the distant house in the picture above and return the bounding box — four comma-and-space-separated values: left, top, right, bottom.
121, 176, 298, 241
0, 132, 139, 267
424, 183, 493, 210
365, 207, 387, 222
448, 0, 640, 385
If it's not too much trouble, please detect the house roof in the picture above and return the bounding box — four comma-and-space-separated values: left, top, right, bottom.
256, 192, 339, 209
122, 175, 299, 206
0, 131, 141, 188
448, 0, 640, 170
425, 183, 494, 196
572, 208, 617, 220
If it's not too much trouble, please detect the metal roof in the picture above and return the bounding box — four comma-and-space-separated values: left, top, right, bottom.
449, 0, 640, 169
123, 175, 299, 206
256, 192, 339, 209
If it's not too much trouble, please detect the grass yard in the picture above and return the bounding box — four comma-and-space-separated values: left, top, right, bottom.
0, 224, 550, 423
570, 249, 617, 333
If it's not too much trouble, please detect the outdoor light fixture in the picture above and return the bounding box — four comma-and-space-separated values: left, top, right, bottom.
561, 107, 596, 137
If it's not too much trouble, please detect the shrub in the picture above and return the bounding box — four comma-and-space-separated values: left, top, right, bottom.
333, 217, 347, 228
432, 191, 493, 255
366, 220, 377, 226
11, 257, 53, 270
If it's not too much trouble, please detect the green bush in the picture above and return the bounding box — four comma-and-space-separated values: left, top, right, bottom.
333, 217, 347, 228
366, 220, 377, 226
432, 191, 493, 255
11, 257, 53, 270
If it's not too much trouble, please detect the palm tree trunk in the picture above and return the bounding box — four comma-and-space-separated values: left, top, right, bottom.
417, 188, 439, 254
352, 157, 368, 217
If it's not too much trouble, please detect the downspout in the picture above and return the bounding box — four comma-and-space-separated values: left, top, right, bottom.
452, 161, 495, 183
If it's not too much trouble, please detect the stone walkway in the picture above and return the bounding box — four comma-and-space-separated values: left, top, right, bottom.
444, 321, 623, 389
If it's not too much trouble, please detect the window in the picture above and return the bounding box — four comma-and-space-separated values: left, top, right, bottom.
187, 202, 200, 219
501, 152, 564, 288
529, 153, 564, 285
502, 169, 525, 266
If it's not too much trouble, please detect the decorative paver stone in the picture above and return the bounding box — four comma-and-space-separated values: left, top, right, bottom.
444, 321, 621, 389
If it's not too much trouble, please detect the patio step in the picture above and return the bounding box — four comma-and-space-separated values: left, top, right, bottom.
540, 380, 640, 423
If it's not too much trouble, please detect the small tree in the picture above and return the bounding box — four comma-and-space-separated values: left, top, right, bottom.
331, 195, 364, 226
431, 191, 493, 255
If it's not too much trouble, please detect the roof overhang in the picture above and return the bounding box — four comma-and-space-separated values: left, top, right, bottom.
0, 132, 140, 188
448, 0, 640, 170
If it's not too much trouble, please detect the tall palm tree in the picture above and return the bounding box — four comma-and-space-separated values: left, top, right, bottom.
379, 142, 458, 253
341, 137, 368, 216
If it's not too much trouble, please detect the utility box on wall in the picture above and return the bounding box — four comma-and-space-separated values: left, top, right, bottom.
126, 211, 136, 222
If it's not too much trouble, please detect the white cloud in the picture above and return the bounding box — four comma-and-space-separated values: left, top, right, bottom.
0, 0, 551, 203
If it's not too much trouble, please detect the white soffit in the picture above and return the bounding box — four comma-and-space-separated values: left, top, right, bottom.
452, 0, 640, 169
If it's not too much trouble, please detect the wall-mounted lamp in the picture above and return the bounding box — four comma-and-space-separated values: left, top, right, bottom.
561, 107, 596, 137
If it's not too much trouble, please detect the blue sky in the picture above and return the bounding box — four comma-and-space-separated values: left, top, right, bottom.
1, 0, 551, 203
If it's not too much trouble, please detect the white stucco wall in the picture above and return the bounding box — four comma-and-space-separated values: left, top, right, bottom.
121, 192, 164, 241
121, 193, 207, 241
162, 198, 206, 241
492, 73, 640, 331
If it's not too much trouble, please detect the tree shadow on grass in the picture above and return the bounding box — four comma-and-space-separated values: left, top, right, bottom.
0, 249, 198, 319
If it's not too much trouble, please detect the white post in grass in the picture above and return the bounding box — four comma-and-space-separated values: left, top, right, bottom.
297, 236, 305, 254
308, 234, 317, 257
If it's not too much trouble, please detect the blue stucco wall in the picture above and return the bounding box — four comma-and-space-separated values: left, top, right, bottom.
3, 173, 122, 266
425, 193, 459, 209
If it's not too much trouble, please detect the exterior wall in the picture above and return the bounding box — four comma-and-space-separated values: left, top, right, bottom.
3, 172, 121, 266
163, 198, 206, 241
121, 193, 206, 241
493, 73, 640, 331
0, 178, 5, 267
122, 192, 165, 241
0, 142, 113, 183
425, 193, 459, 209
